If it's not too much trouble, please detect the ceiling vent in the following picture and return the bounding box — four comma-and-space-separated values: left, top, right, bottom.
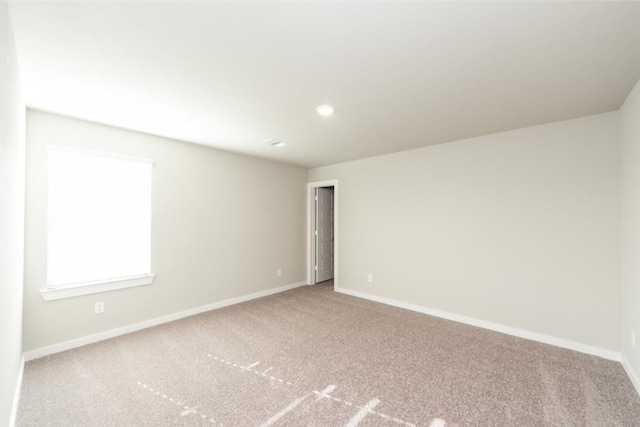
263, 139, 287, 148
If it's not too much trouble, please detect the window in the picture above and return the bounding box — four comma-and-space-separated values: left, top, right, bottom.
42, 146, 154, 301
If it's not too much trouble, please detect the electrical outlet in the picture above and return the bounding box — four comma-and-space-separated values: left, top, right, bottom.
367, 273, 374, 283
94, 301, 105, 314
632, 330, 636, 348
277, 268, 282, 277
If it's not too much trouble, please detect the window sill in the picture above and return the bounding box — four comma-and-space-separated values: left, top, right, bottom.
40, 274, 155, 301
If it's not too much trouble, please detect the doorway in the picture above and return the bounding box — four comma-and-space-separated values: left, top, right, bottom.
315, 186, 334, 283
307, 180, 339, 287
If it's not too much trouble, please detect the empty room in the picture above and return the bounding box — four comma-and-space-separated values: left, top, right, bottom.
3, 1, 640, 426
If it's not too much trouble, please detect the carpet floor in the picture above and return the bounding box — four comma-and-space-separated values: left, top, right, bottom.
17, 282, 640, 426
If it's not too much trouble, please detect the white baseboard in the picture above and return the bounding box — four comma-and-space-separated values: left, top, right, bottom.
621, 353, 640, 397
24, 281, 306, 362
335, 285, 621, 362
9, 355, 25, 427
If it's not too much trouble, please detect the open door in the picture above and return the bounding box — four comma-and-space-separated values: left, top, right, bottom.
307, 179, 338, 287
315, 187, 334, 283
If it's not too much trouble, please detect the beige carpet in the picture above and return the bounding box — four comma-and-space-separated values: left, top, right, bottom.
17, 282, 640, 426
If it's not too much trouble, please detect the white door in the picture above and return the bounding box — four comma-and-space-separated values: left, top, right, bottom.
315, 187, 334, 283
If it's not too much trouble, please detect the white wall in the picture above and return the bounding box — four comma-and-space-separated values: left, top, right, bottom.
0, 1, 24, 425
310, 112, 621, 351
621, 78, 640, 386
23, 110, 307, 352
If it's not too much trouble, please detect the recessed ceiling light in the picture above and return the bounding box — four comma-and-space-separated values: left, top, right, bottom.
263, 138, 287, 148
316, 104, 335, 116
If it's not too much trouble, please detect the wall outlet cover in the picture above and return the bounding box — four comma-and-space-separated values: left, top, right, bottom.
94, 301, 105, 314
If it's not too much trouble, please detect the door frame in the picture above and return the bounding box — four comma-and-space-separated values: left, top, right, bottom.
307, 179, 339, 287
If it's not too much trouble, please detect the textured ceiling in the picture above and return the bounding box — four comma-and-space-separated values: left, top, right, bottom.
9, 1, 640, 168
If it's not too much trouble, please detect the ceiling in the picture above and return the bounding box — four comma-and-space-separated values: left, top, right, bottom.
8, 1, 640, 168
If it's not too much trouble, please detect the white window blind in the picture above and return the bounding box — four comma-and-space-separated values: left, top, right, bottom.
47, 146, 152, 289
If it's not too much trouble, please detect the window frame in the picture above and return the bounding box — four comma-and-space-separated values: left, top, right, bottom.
41, 145, 155, 301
